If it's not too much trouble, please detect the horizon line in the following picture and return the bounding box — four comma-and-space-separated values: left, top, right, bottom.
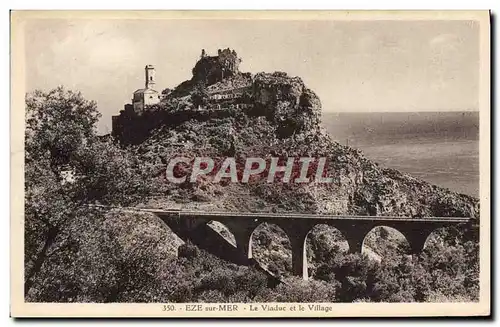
321, 109, 479, 113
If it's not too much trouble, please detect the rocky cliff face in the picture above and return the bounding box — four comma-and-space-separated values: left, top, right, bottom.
253, 72, 322, 137
128, 50, 479, 220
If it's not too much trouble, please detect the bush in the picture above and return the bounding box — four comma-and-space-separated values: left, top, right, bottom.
178, 243, 200, 260
270, 277, 338, 302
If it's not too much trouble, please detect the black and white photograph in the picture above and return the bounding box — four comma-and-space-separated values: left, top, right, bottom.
10, 10, 490, 317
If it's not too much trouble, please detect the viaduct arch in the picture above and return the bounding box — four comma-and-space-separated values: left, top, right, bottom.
150, 209, 473, 281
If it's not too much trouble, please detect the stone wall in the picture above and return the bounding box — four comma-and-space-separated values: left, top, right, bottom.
111, 106, 248, 145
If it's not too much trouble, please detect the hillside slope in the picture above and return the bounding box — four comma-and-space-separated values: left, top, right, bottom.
126, 65, 478, 220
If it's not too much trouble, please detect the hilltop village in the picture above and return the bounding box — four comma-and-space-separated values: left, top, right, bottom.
111, 48, 320, 144
112, 49, 249, 142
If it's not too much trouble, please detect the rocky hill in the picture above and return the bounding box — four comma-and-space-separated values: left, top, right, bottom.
123, 49, 478, 221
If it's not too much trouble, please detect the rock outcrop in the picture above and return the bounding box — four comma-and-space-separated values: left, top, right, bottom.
253, 72, 321, 137
192, 48, 242, 85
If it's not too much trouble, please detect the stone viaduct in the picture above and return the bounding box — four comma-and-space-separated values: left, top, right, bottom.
105, 207, 472, 281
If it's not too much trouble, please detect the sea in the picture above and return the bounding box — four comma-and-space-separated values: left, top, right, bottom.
321, 112, 479, 198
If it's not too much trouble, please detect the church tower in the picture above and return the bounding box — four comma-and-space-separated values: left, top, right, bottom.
132, 65, 160, 113
145, 65, 156, 89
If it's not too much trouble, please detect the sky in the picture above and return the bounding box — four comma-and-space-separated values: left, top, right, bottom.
24, 18, 479, 133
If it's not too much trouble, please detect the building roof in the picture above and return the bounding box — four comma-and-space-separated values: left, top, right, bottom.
134, 88, 159, 94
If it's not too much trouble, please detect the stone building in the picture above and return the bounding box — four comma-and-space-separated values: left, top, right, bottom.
112, 65, 161, 142
132, 65, 160, 112
192, 48, 242, 85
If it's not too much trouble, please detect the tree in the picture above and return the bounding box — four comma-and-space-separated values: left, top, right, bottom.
25, 87, 100, 170
191, 83, 209, 108
24, 87, 155, 299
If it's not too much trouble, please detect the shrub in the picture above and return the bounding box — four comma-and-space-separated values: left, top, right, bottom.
178, 243, 200, 260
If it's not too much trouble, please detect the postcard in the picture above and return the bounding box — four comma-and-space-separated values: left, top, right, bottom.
11, 10, 490, 317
